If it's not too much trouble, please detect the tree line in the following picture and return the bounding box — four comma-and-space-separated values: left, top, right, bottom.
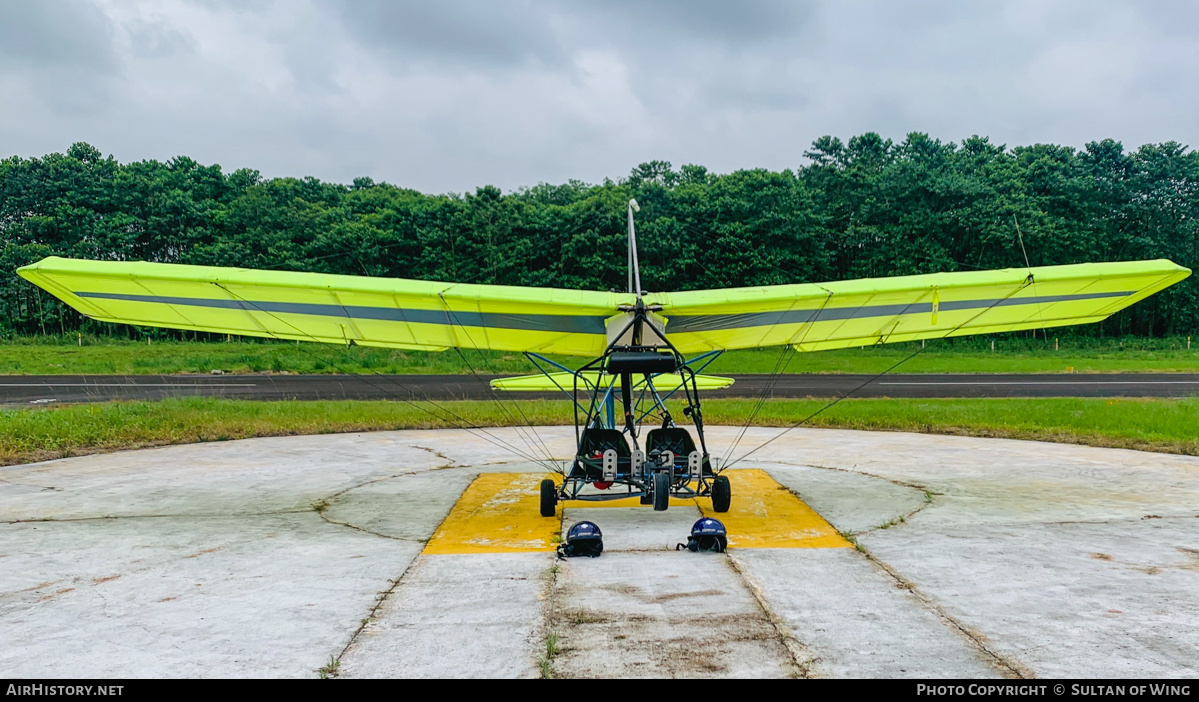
1, 134, 1196, 339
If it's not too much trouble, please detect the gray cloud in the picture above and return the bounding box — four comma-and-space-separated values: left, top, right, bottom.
127, 21, 195, 60
1, 0, 1197, 193
0, 0, 117, 70
0, 0, 120, 114
334, 0, 566, 70
576, 0, 812, 48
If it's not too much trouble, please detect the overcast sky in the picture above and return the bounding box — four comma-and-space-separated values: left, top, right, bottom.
2, 0, 1197, 193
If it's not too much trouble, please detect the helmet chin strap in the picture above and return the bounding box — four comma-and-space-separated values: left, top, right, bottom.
677, 517, 728, 552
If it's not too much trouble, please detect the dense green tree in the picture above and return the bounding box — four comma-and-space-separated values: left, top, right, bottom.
1, 138, 1196, 338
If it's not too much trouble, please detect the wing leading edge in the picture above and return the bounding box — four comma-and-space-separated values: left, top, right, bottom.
17, 257, 632, 357
17, 257, 1190, 356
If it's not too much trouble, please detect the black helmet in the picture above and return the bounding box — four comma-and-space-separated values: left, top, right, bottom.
680, 517, 727, 553
559, 520, 603, 558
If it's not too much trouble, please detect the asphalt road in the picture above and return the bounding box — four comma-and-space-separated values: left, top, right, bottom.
3, 373, 1199, 405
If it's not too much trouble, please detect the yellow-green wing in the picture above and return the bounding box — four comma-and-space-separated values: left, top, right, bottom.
647, 260, 1190, 354
17, 257, 632, 356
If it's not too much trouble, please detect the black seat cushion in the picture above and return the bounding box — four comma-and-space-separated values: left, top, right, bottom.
579, 428, 631, 458
645, 427, 696, 457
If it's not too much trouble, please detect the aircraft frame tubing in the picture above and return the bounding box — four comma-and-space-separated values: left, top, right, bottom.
548, 305, 718, 505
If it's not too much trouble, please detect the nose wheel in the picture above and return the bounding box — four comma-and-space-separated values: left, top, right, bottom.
652, 471, 670, 511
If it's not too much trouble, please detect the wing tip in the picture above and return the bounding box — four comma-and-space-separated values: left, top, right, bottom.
17, 256, 67, 279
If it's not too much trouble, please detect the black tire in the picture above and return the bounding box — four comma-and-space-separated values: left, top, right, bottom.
711, 475, 731, 513
653, 471, 670, 512
540, 479, 558, 517
639, 489, 653, 505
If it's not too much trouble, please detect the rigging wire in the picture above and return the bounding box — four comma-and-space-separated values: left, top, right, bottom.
449, 345, 559, 470
721, 288, 837, 462
438, 298, 560, 471
205, 283, 556, 467
723, 292, 924, 464
721, 343, 793, 467
144, 203, 1047, 472
722, 274, 1037, 469
172, 210, 619, 469
141, 209, 620, 469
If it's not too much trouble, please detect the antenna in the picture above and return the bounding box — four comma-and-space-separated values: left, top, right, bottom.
627, 199, 642, 300
1013, 214, 1031, 270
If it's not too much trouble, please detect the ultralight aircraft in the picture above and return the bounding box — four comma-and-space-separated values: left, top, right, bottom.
17, 200, 1191, 517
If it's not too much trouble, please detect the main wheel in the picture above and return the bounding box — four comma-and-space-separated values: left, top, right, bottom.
540, 479, 558, 517
653, 471, 670, 512
711, 475, 731, 513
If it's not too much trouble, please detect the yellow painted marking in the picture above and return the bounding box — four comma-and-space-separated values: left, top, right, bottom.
423, 473, 560, 554
699, 469, 852, 549
571, 496, 697, 508
425, 469, 848, 553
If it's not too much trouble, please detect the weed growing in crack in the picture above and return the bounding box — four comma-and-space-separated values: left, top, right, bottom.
318, 656, 340, 679
538, 633, 561, 678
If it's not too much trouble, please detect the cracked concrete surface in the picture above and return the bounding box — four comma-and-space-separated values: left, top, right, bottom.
1, 426, 1196, 678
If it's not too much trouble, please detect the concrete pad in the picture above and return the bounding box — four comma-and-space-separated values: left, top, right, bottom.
0, 513, 422, 678
550, 552, 797, 678
3, 424, 1198, 678
339, 553, 549, 679
862, 518, 1199, 678
563, 506, 700, 552
733, 548, 1001, 678
705, 426, 1199, 678
0, 432, 454, 521
760, 462, 931, 535
321, 468, 478, 541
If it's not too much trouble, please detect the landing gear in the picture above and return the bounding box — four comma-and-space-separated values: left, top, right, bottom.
711, 474, 731, 513
526, 298, 726, 516
653, 471, 670, 512
540, 479, 558, 517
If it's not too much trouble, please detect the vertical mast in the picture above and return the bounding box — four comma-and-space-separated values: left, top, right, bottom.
627, 212, 633, 294
627, 199, 642, 301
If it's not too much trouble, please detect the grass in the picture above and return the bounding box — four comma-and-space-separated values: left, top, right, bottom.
539, 633, 561, 679
1, 395, 1197, 467
1, 334, 1197, 375
318, 656, 339, 679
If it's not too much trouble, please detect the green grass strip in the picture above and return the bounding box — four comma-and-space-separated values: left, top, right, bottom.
1, 335, 1198, 375
1, 396, 1196, 467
